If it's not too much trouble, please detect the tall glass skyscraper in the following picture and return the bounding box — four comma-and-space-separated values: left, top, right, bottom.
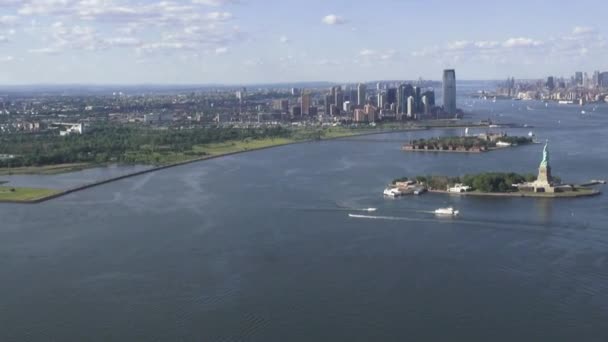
442, 69, 456, 115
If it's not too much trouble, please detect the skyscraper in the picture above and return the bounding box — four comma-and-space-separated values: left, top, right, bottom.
324, 94, 332, 115
442, 69, 457, 115
546, 76, 555, 91
334, 86, 343, 112
387, 88, 397, 105
407, 96, 415, 118
574, 72, 583, 86
301, 92, 311, 116
357, 83, 367, 106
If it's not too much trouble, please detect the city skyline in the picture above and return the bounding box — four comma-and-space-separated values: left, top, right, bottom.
1, 0, 608, 84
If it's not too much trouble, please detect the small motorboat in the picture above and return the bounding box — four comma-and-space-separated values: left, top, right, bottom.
434, 207, 460, 216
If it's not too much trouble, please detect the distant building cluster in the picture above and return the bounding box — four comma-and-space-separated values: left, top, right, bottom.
496, 70, 608, 103
266, 70, 460, 124
0, 69, 463, 135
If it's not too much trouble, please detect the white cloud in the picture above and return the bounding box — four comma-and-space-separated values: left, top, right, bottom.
206, 11, 233, 21
412, 27, 607, 67
215, 46, 228, 54
0, 56, 14, 62
279, 35, 289, 44
322, 14, 346, 25
502, 37, 543, 48
359, 49, 376, 56
572, 26, 595, 35
28, 47, 60, 54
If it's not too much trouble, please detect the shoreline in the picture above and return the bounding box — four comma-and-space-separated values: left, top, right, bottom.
428, 189, 601, 198
0, 126, 423, 204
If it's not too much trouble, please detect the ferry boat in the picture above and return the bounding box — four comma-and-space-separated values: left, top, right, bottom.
434, 207, 460, 216
383, 188, 400, 198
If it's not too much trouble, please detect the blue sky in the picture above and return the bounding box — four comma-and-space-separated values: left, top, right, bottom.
0, 0, 607, 84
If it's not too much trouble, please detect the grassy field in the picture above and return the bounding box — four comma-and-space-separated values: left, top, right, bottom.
0, 126, 416, 177
0, 163, 92, 176
0, 186, 60, 202
193, 137, 296, 156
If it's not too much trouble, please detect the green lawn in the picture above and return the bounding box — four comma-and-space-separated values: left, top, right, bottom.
0, 163, 92, 176
0, 186, 60, 202
193, 137, 296, 156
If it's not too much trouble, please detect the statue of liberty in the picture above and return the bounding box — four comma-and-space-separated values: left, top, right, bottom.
540, 140, 549, 167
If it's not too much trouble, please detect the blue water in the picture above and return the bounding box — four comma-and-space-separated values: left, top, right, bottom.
1, 98, 607, 341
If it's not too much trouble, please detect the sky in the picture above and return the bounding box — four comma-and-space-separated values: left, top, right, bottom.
0, 0, 607, 84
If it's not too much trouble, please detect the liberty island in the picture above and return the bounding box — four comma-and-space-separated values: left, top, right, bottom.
389, 142, 601, 198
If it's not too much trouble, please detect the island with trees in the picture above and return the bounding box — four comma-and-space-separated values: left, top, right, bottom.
402, 133, 534, 153
389, 172, 599, 198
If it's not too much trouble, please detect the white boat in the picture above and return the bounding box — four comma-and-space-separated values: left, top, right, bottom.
434, 207, 460, 216
528, 131, 535, 137
365, 208, 377, 212
581, 110, 586, 115
383, 188, 400, 198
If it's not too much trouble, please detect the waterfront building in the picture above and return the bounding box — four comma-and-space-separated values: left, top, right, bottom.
348, 89, 358, 103
422, 95, 430, 115
387, 88, 397, 105
291, 105, 302, 118
546, 76, 555, 91
334, 87, 344, 111
599, 72, 608, 88
324, 94, 332, 115
354, 108, 366, 122
407, 96, 415, 118
442, 69, 457, 115
377, 92, 386, 109
574, 72, 583, 86
272, 99, 289, 112
397, 84, 407, 116
357, 83, 367, 106
308, 106, 318, 117
343, 101, 352, 113
301, 92, 311, 116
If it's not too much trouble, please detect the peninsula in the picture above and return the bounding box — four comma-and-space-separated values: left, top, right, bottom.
389, 142, 601, 198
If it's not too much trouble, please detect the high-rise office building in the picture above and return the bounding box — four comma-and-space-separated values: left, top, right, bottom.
301, 92, 311, 116
387, 88, 397, 105
334, 86, 343, 111
407, 96, 415, 118
421, 95, 430, 115
349, 89, 358, 103
442, 69, 457, 115
600, 72, 608, 88
397, 84, 406, 115
546, 76, 555, 91
377, 92, 386, 109
324, 94, 333, 115
357, 83, 367, 106
574, 72, 583, 86
593, 71, 600, 87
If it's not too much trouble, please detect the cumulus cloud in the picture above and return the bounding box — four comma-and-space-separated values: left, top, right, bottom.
0, 0, 247, 56
322, 14, 346, 25
411, 27, 606, 66
502, 37, 542, 48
